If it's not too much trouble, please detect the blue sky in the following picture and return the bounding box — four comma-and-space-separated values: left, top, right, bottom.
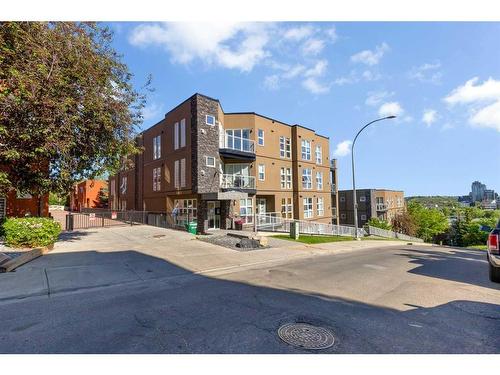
109, 22, 500, 196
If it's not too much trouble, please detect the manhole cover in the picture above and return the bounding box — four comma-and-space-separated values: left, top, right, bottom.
278, 323, 334, 350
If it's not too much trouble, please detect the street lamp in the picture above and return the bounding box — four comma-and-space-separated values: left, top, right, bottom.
352, 115, 396, 240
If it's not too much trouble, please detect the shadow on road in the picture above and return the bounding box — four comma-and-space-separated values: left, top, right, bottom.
396, 247, 500, 291
0, 248, 499, 354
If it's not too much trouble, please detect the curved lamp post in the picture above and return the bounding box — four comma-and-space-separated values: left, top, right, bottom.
352, 115, 397, 239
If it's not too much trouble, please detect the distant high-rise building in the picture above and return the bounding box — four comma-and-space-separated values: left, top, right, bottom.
484, 189, 496, 201
471, 181, 486, 202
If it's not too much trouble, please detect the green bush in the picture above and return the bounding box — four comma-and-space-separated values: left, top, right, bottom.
367, 217, 392, 230
3, 217, 61, 248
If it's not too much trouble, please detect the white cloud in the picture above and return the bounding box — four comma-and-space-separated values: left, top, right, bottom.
263, 75, 280, 90
302, 77, 330, 94
409, 61, 442, 84
422, 109, 437, 127
129, 22, 270, 72
304, 59, 328, 77
282, 64, 306, 79
301, 38, 325, 56
361, 70, 381, 81
444, 77, 500, 132
142, 102, 164, 121
378, 101, 404, 117
324, 26, 338, 43
333, 140, 352, 157
350, 43, 389, 66
365, 91, 394, 106
283, 25, 314, 41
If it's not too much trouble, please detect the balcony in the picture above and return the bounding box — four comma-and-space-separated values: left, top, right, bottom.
220, 174, 256, 193
219, 134, 256, 160
376, 203, 388, 211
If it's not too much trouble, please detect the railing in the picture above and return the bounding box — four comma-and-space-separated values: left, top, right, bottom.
254, 214, 366, 237
220, 174, 256, 189
220, 134, 255, 153
365, 225, 424, 242
376, 203, 388, 211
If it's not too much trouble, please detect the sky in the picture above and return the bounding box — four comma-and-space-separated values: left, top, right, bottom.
108, 22, 500, 196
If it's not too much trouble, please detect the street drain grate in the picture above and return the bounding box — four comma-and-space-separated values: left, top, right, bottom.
278, 323, 334, 350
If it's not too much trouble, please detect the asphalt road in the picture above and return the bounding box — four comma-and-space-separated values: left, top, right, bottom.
0, 244, 499, 353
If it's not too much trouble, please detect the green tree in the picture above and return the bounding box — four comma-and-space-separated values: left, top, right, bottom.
0, 22, 150, 198
366, 217, 392, 230
94, 187, 109, 208
407, 201, 449, 242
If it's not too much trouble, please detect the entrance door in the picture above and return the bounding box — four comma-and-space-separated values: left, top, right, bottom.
257, 198, 267, 224
207, 201, 221, 230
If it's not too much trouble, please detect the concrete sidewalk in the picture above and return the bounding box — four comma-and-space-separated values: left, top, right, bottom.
0, 225, 424, 303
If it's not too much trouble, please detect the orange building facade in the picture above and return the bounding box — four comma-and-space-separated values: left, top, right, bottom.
70, 180, 108, 212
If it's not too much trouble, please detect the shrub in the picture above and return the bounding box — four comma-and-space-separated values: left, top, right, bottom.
367, 217, 392, 231
3, 217, 61, 248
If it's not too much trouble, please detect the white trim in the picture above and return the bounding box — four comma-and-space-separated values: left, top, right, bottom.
206, 115, 215, 126
206, 156, 216, 168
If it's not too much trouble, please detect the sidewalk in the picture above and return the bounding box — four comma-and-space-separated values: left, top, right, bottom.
0, 225, 426, 303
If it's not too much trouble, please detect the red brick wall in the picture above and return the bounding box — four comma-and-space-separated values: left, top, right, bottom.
5, 190, 49, 217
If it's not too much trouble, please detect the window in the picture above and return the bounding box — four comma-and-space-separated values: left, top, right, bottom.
258, 164, 265, 180
257, 129, 264, 146
280, 167, 292, 189
180, 158, 186, 188
317, 197, 324, 216
174, 199, 197, 222
206, 115, 215, 126
340, 196, 345, 202
240, 198, 253, 223
302, 168, 312, 189
180, 118, 186, 148
303, 197, 313, 218
174, 122, 179, 150
281, 198, 293, 219
279, 136, 291, 158
120, 176, 127, 194
316, 172, 323, 190
315, 145, 322, 164
206, 156, 215, 167
152, 167, 161, 192
361, 214, 367, 220
174, 160, 179, 189
153, 135, 161, 159
360, 196, 366, 202
225, 129, 252, 152
301, 140, 311, 160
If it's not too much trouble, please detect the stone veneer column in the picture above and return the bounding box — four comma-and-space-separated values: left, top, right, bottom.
219, 200, 231, 230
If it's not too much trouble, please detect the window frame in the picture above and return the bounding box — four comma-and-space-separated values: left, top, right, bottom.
301, 139, 311, 160
315, 145, 322, 164
258, 164, 265, 181
303, 197, 313, 219
281, 197, 293, 219
239, 198, 254, 224
317, 197, 324, 217
206, 115, 215, 126
302, 168, 312, 189
153, 135, 161, 160
316, 171, 323, 190
206, 156, 216, 168
257, 129, 264, 146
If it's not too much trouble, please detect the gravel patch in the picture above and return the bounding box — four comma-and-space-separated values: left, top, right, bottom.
197, 233, 269, 252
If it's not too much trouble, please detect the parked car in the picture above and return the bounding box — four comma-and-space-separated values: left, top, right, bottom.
487, 219, 500, 282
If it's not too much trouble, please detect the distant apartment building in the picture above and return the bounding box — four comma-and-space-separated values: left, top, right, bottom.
333, 189, 405, 227
70, 180, 108, 212
109, 93, 333, 233
470, 180, 487, 202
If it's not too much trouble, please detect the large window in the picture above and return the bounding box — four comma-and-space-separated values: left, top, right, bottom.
174, 119, 186, 150
174, 199, 197, 221
257, 129, 264, 146
279, 136, 291, 158
315, 145, 322, 164
224, 163, 250, 176
152, 167, 161, 192
280, 167, 292, 189
316, 172, 323, 190
302, 168, 312, 189
153, 135, 161, 159
281, 197, 293, 219
303, 198, 313, 219
258, 164, 265, 181
317, 197, 324, 216
301, 139, 311, 160
225, 129, 252, 152
240, 198, 253, 223
120, 176, 127, 194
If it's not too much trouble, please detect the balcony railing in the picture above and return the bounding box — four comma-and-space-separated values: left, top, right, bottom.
376, 203, 388, 211
220, 174, 255, 190
220, 134, 255, 153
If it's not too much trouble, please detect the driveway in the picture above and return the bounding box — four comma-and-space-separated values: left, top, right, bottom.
0, 225, 498, 353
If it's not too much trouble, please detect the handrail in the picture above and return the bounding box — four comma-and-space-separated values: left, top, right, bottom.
220, 174, 256, 189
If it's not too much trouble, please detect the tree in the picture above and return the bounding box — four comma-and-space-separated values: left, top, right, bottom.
407, 201, 449, 242
0, 22, 150, 198
94, 187, 109, 208
366, 217, 392, 230
391, 211, 417, 236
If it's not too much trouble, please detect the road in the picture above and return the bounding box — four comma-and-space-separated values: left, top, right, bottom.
0, 242, 499, 353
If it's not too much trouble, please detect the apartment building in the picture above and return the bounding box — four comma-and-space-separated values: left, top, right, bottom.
330, 159, 339, 225
333, 189, 405, 227
0, 190, 49, 219
109, 93, 333, 233
70, 180, 108, 212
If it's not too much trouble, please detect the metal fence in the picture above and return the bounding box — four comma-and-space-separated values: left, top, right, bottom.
364, 225, 424, 242
254, 214, 366, 237
66, 209, 195, 231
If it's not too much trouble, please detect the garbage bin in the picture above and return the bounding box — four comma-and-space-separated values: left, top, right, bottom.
186, 221, 197, 235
